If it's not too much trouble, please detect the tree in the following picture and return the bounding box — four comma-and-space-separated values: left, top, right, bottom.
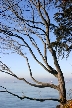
51, 0, 72, 59
0, 0, 72, 107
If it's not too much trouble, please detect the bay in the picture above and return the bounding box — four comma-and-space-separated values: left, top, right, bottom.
0, 78, 72, 108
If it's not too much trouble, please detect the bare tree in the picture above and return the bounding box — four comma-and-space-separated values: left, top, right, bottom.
0, 0, 71, 107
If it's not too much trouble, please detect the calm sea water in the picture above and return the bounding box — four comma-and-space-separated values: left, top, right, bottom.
0, 78, 72, 108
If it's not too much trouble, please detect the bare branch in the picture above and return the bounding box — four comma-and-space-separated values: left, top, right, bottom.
26, 28, 45, 45
12, 35, 58, 78
44, 43, 47, 62
11, 28, 59, 80
41, 5, 49, 23
30, 0, 46, 25
26, 23, 46, 34
13, 29, 58, 78
27, 34, 44, 59
0, 29, 51, 73
1, 20, 58, 77
0, 29, 58, 78
0, 61, 13, 74
12, 36, 50, 73
24, 19, 44, 25
37, 0, 48, 26
0, 69, 59, 90
0, 60, 59, 90
30, 74, 59, 90
2, 1, 45, 34
44, 0, 45, 9
1, 1, 58, 78
0, 86, 60, 102
21, 55, 59, 90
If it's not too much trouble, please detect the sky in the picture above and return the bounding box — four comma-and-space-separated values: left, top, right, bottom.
0, 0, 72, 80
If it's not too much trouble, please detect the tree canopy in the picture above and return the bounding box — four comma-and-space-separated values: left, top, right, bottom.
0, 0, 72, 58
50, 0, 72, 58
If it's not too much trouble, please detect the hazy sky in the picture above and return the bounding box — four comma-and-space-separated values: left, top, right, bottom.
0, 1, 72, 79
0, 50, 72, 79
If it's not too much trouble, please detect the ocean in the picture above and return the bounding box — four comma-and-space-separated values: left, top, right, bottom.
0, 78, 72, 108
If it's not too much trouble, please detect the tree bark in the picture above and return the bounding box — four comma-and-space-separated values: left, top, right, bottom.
48, 49, 66, 107
58, 72, 66, 107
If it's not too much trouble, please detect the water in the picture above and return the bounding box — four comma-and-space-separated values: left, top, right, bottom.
0, 78, 72, 108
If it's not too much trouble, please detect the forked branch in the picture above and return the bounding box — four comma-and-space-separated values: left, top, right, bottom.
0, 29, 58, 78
0, 60, 59, 90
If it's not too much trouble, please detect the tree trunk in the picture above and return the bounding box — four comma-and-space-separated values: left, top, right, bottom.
58, 72, 66, 108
